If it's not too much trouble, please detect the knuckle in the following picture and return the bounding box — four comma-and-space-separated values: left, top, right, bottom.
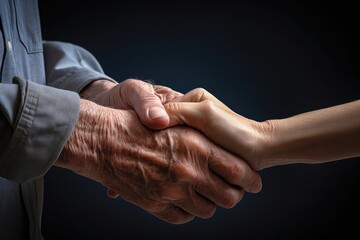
185, 87, 209, 102
222, 190, 243, 209
171, 163, 199, 182
126, 79, 141, 91
228, 163, 246, 184
159, 185, 182, 201
121, 79, 141, 97
248, 172, 263, 193
222, 198, 236, 209
123, 78, 139, 87
182, 130, 208, 154
199, 205, 217, 219
199, 100, 218, 131
144, 201, 166, 213
191, 88, 208, 100
165, 102, 181, 113
201, 99, 216, 112
154, 85, 173, 93
123, 79, 153, 95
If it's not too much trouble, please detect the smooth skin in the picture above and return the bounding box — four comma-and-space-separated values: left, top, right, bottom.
165, 88, 360, 170
55, 80, 262, 224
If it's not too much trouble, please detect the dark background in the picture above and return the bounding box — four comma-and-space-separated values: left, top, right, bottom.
38, 1, 359, 239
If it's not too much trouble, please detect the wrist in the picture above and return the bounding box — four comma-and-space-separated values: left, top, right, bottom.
56, 99, 109, 176
250, 119, 280, 170
80, 79, 117, 101
256, 118, 301, 169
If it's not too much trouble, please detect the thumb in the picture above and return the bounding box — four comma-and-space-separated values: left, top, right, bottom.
164, 102, 206, 130
107, 189, 120, 199
131, 95, 170, 129
123, 80, 170, 129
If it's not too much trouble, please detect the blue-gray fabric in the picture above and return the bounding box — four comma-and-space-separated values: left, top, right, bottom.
0, 0, 114, 239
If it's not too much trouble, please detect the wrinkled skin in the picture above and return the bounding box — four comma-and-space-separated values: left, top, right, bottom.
57, 99, 262, 224
80, 78, 183, 198
80, 79, 182, 128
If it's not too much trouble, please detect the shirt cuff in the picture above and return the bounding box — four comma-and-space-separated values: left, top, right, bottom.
43, 41, 117, 93
0, 77, 80, 182
49, 66, 117, 93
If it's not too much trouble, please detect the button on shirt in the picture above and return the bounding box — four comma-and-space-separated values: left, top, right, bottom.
0, 1, 113, 239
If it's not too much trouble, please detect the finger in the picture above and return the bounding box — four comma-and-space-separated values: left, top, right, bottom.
121, 79, 170, 129
165, 101, 262, 180
209, 148, 262, 193
153, 85, 183, 103
170, 88, 234, 113
165, 101, 210, 128
150, 203, 195, 224
173, 193, 217, 219
195, 171, 245, 209
159, 184, 217, 219
165, 100, 234, 142
118, 189, 195, 224
107, 189, 120, 199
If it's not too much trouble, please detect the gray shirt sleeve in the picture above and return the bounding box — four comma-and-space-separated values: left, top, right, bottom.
0, 78, 79, 183
43, 41, 116, 93
0, 41, 114, 183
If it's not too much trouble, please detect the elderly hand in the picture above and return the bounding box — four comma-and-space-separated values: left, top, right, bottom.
56, 99, 262, 224
80, 79, 182, 129
80, 79, 183, 198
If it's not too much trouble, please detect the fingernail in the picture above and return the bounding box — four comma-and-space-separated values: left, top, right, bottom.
149, 107, 168, 120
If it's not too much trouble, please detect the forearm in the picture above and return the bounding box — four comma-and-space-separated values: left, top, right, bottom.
260, 100, 360, 169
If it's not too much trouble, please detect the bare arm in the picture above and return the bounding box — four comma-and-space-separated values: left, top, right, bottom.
165, 88, 360, 170
261, 100, 360, 168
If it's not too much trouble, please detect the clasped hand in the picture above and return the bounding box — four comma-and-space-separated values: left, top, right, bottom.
57, 79, 262, 224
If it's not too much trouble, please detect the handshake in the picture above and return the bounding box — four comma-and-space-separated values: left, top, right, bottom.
56, 79, 360, 224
